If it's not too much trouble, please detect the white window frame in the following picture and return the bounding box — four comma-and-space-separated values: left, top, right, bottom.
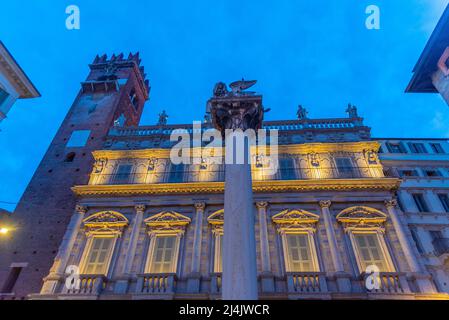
336, 206, 396, 274
79, 234, 118, 276
280, 230, 320, 272
144, 233, 182, 274
348, 230, 395, 273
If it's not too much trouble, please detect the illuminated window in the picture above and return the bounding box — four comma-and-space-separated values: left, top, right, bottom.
146, 235, 179, 274
337, 206, 395, 274
81, 236, 116, 275
352, 233, 389, 272
284, 234, 316, 272
144, 211, 190, 274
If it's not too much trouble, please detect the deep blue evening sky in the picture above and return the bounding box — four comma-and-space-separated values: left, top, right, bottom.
0, 0, 448, 211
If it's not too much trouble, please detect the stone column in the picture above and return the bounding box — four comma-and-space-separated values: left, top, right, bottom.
223, 157, 258, 299
187, 202, 205, 293
319, 200, 351, 292
114, 204, 145, 294
256, 201, 274, 292
40, 205, 87, 294
385, 199, 436, 293
208, 80, 264, 300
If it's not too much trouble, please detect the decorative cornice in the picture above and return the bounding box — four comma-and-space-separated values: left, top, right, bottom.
207, 209, 224, 225
72, 178, 400, 197
0, 42, 40, 98
90, 141, 380, 160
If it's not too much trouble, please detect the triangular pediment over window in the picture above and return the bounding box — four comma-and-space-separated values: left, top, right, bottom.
207, 209, 224, 225
144, 211, 191, 228
336, 206, 387, 224
83, 211, 129, 228
272, 209, 319, 225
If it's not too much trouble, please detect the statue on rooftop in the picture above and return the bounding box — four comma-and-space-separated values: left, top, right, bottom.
212, 79, 258, 97
157, 110, 168, 126
297, 105, 308, 120
346, 103, 358, 118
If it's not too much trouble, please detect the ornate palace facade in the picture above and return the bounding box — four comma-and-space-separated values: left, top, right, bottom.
0, 54, 448, 300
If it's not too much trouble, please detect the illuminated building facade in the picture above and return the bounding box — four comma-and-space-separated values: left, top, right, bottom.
0, 54, 448, 300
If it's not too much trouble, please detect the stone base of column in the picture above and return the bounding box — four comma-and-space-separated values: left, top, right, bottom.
334, 272, 352, 293
410, 273, 437, 294
259, 272, 275, 293
186, 272, 202, 293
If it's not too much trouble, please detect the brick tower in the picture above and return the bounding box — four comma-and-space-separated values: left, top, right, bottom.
0, 53, 150, 299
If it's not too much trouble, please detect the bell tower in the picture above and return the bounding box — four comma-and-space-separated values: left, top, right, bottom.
0, 53, 150, 298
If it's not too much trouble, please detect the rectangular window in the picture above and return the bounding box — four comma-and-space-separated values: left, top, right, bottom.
396, 196, 405, 212
82, 237, 115, 275
430, 143, 445, 154
148, 236, 178, 274
438, 194, 449, 212
353, 233, 389, 272
66, 130, 91, 147
386, 142, 406, 154
412, 194, 429, 212
279, 157, 296, 180
398, 169, 419, 178
285, 234, 315, 272
168, 164, 184, 183
410, 228, 424, 254
423, 169, 442, 177
113, 164, 133, 184
0, 267, 23, 293
408, 142, 428, 154
335, 157, 355, 178
0, 87, 9, 106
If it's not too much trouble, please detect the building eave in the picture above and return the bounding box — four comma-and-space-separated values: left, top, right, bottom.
0, 41, 40, 98
406, 5, 449, 93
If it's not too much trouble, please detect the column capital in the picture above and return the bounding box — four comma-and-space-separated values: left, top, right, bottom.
75, 205, 88, 214
256, 201, 268, 209
319, 200, 332, 209
384, 199, 398, 209
135, 204, 146, 213
194, 202, 206, 211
